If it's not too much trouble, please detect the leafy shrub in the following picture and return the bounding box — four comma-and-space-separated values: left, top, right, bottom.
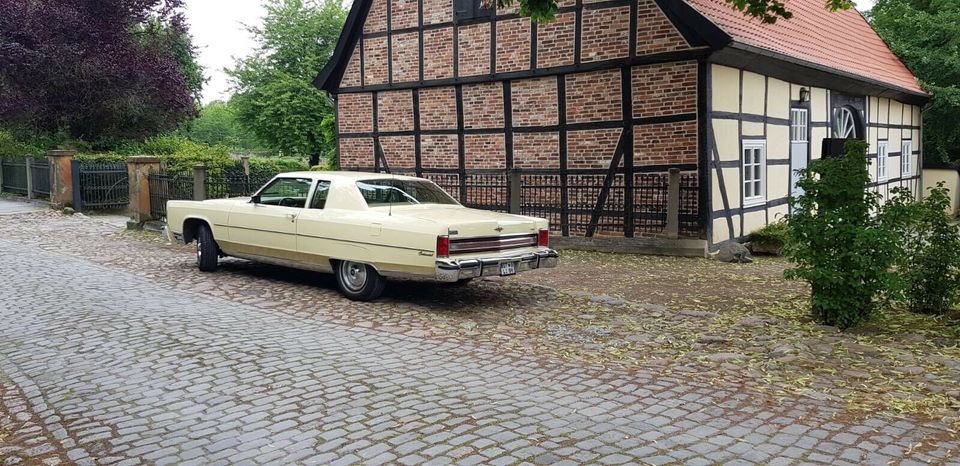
882, 183, 960, 314
75, 152, 128, 163
783, 140, 900, 329
747, 221, 789, 255
0, 130, 43, 159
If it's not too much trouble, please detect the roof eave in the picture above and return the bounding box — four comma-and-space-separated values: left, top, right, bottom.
314, 0, 371, 93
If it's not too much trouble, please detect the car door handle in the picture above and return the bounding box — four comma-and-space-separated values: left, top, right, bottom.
287, 213, 298, 222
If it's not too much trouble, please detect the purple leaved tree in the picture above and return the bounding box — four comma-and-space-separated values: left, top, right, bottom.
0, 0, 200, 147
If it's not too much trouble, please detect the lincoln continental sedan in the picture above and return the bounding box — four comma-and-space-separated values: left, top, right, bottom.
166, 172, 560, 301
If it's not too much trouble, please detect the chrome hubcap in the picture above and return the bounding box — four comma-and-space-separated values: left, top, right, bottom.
341, 262, 367, 291
196, 240, 202, 263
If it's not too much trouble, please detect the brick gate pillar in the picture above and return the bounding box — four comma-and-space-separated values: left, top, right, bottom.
47, 150, 75, 208
127, 156, 161, 227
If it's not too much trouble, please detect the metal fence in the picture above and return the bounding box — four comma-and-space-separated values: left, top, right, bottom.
0, 158, 29, 195
205, 168, 279, 200
360, 167, 700, 238
72, 161, 129, 210
148, 172, 194, 219
30, 160, 50, 198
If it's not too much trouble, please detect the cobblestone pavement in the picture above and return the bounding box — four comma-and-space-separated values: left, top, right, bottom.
0, 218, 959, 464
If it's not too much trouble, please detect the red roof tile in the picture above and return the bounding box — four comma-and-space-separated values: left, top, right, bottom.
686, 0, 925, 94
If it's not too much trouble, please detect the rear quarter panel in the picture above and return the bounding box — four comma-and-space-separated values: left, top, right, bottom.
166, 200, 232, 242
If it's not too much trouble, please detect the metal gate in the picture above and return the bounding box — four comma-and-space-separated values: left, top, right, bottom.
72, 161, 129, 211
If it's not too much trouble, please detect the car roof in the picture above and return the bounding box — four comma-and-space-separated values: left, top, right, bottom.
276, 171, 424, 182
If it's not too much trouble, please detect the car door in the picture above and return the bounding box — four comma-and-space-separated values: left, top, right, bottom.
295, 179, 336, 261
227, 177, 312, 257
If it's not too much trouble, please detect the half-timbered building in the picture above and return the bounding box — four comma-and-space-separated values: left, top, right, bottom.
315, 0, 928, 251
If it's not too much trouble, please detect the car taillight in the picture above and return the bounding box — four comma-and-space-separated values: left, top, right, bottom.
538, 229, 549, 247
437, 235, 450, 258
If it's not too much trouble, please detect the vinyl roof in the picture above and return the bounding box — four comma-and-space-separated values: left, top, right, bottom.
686, 0, 925, 95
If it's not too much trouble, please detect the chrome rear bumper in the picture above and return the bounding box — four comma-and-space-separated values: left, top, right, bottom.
435, 249, 559, 282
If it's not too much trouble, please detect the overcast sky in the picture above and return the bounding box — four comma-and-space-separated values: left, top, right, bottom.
184, 0, 877, 104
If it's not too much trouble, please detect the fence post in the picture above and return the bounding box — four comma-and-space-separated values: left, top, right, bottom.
241, 156, 250, 176
193, 164, 207, 201
47, 150, 76, 208
665, 168, 681, 240
126, 156, 162, 227
509, 169, 521, 214
25, 156, 34, 200
0, 157, 5, 194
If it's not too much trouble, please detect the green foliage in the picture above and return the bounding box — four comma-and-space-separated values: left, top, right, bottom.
881, 183, 960, 314
178, 101, 263, 151
870, 0, 960, 166
495, 0, 852, 23
783, 141, 900, 329
0, 130, 43, 159
228, 0, 346, 165
747, 220, 789, 255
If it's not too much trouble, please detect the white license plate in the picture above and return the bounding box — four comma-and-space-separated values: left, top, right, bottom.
499, 262, 517, 276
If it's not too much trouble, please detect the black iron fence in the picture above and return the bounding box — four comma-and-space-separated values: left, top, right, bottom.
148, 172, 195, 219
72, 161, 129, 210
0, 158, 29, 195
0, 157, 51, 199
30, 160, 50, 198
362, 167, 700, 238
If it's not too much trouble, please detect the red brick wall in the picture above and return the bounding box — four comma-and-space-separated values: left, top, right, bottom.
581, 7, 630, 63
377, 91, 414, 132
422, 0, 451, 24
464, 134, 506, 169
496, 18, 531, 73
536, 12, 575, 68
462, 83, 504, 129
341, 48, 362, 88
632, 61, 698, 118
391, 32, 420, 83
565, 69, 622, 124
363, 37, 388, 86
633, 121, 697, 165
636, 0, 690, 55
339, 138, 375, 168
338, 93, 373, 133
420, 135, 458, 168
458, 23, 491, 77
511, 77, 558, 127
391, 0, 418, 29
418, 87, 457, 130
423, 28, 454, 80
364, 0, 387, 33
380, 135, 417, 168
514, 132, 560, 168
568, 128, 623, 169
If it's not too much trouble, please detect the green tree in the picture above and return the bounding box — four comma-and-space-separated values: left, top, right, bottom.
179, 101, 262, 151
869, 0, 960, 166
497, 0, 854, 23
228, 0, 346, 166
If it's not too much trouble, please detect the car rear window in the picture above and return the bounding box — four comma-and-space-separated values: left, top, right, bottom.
356, 179, 459, 206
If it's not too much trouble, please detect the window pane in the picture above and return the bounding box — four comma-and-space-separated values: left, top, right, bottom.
754, 181, 761, 197
310, 181, 331, 209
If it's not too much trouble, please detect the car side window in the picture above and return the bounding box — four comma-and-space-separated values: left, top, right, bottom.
310, 180, 331, 209
257, 178, 312, 207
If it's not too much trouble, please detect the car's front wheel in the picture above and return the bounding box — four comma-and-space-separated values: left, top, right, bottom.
335, 260, 386, 301
196, 224, 219, 272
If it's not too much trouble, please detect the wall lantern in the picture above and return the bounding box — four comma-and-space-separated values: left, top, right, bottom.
799, 87, 810, 103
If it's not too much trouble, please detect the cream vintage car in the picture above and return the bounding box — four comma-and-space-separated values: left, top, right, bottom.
166, 171, 559, 301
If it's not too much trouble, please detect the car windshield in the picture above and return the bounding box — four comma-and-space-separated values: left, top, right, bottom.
356, 179, 459, 206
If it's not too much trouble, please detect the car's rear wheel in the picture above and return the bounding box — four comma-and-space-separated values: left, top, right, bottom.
196, 224, 219, 272
335, 260, 386, 301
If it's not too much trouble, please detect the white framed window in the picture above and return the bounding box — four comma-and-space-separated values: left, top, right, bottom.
901, 140, 912, 176
790, 108, 808, 142
742, 141, 766, 206
877, 141, 889, 181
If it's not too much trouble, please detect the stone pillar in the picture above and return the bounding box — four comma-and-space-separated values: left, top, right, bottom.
47, 150, 75, 208
193, 164, 207, 201
127, 156, 161, 227
240, 156, 251, 176
25, 157, 34, 200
